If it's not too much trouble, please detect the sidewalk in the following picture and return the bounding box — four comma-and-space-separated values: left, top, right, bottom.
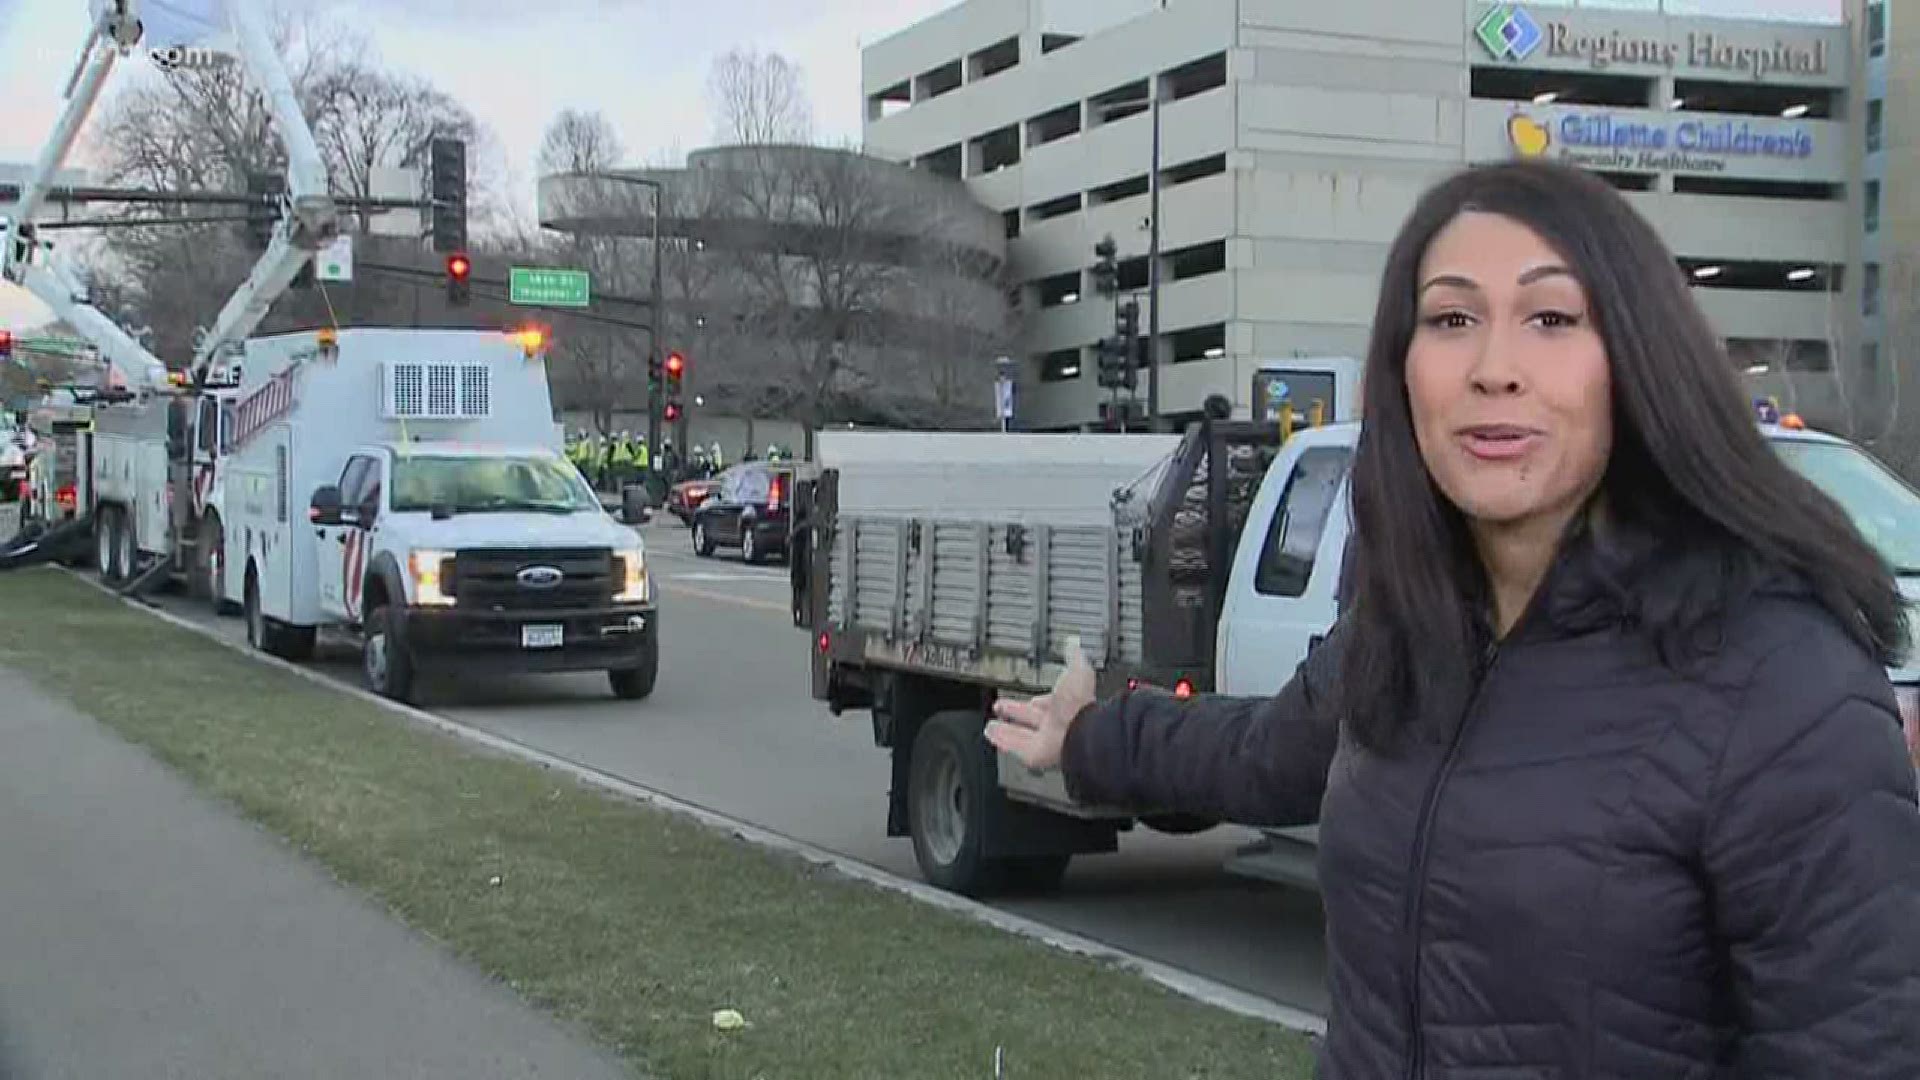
0, 665, 633, 1080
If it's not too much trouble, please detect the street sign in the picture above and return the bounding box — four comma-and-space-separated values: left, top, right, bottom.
510, 266, 591, 308
315, 233, 352, 282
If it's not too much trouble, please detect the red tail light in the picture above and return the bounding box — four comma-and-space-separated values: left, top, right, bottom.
1127, 678, 1139, 691
1174, 678, 1195, 699
817, 631, 830, 653
56, 484, 75, 508
768, 476, 784, 510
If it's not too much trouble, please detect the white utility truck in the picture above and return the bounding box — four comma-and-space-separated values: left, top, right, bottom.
799, 387, 1920, 897
3, 1, 339, 607
225, 326, 658, 703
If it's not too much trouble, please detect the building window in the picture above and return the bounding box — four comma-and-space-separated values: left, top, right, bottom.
1027, 103, 1080, 147
1168, 240, 1227, 281
918, 144, 962, 180
1038, 348, 1081, 382
1002, 209, 1020, 240
1090, 80, 1150, 126
1089, 174, 1149, 206
1171, 323, 1226, 364
1868, 0, 1886, 57
1028, 192, 1081, 222
1117, 255, 1149, 292
967, 37, 1018, 82
1042, 33, 1079, 54
969, 125, 1020, 175
1164, 154, 1226, 186
914, 60, 962, 101
1864, 263, 1881, 316
1036, 271, 1081, 308
1866, 180, 1881, 233
1164, 53, 1226, 102
866, 81, 910, 122
1867, 100, 1884, 153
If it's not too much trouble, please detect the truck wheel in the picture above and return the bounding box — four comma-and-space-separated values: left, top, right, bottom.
96, 510, 121, 583
245, 571, 317, 662
692, 519, 715, 558
362, 605, 418, 704
908, 710, 1005, 897
195, 515, 239, 614
609, 631, 659, 700
115, 512, 138, 583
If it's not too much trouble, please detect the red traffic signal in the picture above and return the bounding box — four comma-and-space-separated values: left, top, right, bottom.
0, 329, 12, 358
446, 253, 471, 279
663, 401, 683, 422
664, 351, 685, 379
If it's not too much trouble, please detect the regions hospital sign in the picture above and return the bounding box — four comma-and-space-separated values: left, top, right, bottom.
1503, 109, 1817, 175
1476, 4, 1831, 80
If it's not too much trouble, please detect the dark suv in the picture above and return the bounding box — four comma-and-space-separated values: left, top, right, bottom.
690, 463, 793, 564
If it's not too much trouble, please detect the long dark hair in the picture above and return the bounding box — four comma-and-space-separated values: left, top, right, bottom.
1336, 159, 1907, 752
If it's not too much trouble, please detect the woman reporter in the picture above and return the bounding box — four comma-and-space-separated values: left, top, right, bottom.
988, 160, 1920, 1078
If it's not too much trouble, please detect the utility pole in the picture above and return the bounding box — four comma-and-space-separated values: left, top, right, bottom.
1146, 1, 1166, 432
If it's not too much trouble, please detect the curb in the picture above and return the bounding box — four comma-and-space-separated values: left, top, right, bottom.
67, 568, 1328, 1037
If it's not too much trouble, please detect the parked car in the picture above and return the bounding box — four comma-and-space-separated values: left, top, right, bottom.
690, 462, 793, 564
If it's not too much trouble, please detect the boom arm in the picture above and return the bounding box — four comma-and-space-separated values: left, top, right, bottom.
0, 0, 338, 389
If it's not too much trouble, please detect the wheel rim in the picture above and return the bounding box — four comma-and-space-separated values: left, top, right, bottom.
694, 523, 705, 550
917, 746, 966, 868
96, 519, 113, 575
118, 521, 135, 579
365, 629, 389, 690
742, 530, 755, 561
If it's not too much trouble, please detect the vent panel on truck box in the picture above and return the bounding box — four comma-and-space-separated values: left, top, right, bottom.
381, 362, 493, 420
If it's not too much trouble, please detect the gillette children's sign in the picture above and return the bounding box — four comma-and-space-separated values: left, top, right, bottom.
1504, 109, 1816, 175
1476, 5, 1832, 81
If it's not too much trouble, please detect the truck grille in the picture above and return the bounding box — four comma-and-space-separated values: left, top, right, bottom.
450, 548, 613, 610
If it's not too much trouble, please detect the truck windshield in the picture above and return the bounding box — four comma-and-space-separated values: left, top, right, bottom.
1773, 439, 1920, 575
390, 455, 600, 515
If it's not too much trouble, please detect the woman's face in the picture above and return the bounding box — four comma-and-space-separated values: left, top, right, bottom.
1406, 211, 1614, 532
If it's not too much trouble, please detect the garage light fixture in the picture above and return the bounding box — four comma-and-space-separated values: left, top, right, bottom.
1060, 291, 1079, 304
1780, 104, 1810, 119
1693, 265, 1723, 280
1669, 97, 1686, 109
1787, 267, 1817, 282
1532, 91, 1560, 104
1203, 346, 1225, 359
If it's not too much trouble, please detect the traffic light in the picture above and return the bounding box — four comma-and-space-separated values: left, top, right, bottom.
1092, 235, 1118, 298
245, 171, 284, 251
663, 350, 686, 422
1115, 298, 1139, 389
445, 252, 472, 306
428, 137, 468, 254
0, 328, 12, 360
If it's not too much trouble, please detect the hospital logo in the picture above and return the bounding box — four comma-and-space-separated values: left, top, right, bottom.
1506, 113, 1552, 157
1476, 5, 1544, 62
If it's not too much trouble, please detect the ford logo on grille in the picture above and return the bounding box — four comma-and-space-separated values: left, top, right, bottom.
517, 565, 564, 589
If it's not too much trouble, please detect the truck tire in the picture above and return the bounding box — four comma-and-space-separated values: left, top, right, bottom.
95, 509, 122, 583
608, 632, 659, 700
908, 709, 1005, 897
362, 604, 418, 704
245, 571, 316, 662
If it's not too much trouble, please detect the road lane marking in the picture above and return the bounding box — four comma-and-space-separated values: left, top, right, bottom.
62, 566, 1326, 1036
654, 579, 788, 614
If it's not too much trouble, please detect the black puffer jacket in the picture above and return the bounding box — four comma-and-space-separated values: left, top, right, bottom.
1063, 527, 1920, 1079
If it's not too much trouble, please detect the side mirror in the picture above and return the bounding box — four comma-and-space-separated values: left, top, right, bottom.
309, 485, 343, 526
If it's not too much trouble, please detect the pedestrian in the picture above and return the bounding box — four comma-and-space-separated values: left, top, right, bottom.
988, 159, 1920, 1078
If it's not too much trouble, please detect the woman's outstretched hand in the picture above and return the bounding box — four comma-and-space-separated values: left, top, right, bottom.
985, 641, 1098, 771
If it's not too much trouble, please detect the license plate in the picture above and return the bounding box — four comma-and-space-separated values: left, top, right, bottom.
521, 624, 564, 649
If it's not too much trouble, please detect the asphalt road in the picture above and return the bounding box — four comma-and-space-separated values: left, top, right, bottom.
159, 519, 1333, 1017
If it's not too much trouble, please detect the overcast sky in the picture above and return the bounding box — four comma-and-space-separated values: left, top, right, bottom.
0, 0, 1848, 329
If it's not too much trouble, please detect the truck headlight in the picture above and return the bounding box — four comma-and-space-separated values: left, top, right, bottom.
614, 547, 648, 603
408, 549, 456, 607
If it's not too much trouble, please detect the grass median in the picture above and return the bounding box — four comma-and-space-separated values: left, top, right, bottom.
0, 570, 1316, 1080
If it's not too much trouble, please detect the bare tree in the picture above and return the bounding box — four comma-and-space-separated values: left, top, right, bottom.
309, 60, 487, 234
538, 109, 625, 176
707, 48, 814, 147
1872, 254, 1920, 478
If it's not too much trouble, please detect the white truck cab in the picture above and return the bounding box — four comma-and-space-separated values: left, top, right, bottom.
1215, 419, 1920, 886
225, 327, 658, 703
